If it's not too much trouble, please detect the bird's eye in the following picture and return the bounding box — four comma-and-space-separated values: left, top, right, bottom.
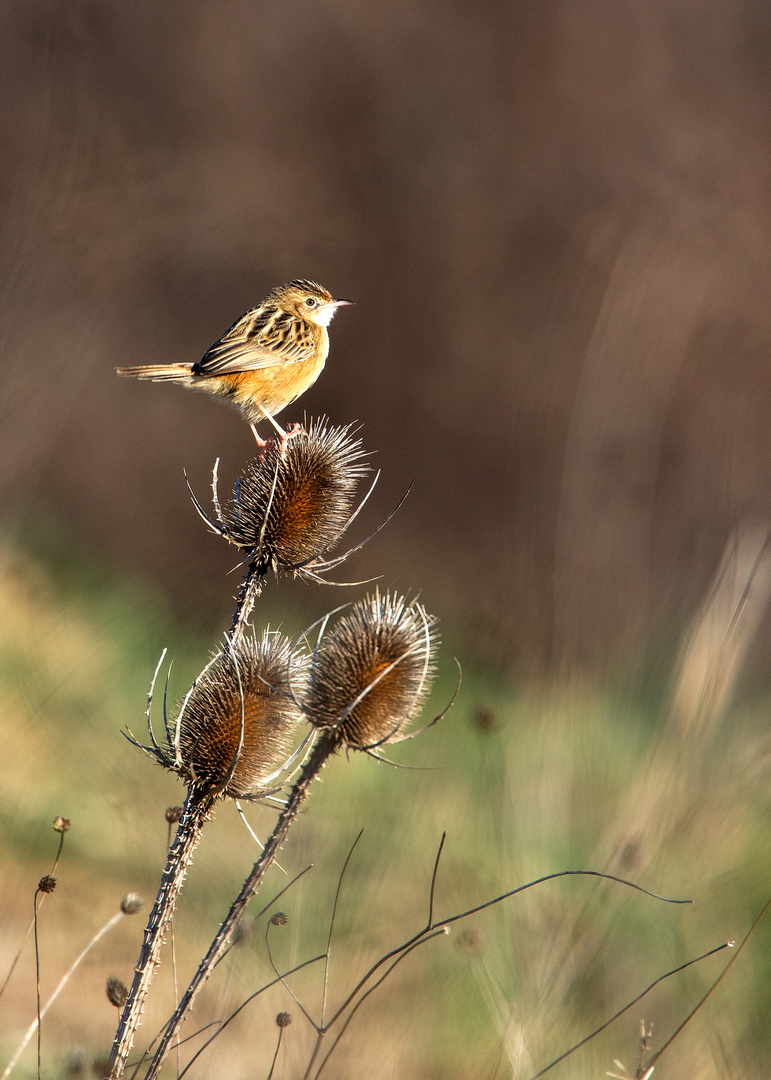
304, 297, 317, 307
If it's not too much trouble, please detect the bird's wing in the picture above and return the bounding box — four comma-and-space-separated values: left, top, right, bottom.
195, 311, 313, 375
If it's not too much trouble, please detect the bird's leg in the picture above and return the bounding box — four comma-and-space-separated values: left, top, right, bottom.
255, 407, 305, 458
259, 405, 287, 440
249, 422, 269, 450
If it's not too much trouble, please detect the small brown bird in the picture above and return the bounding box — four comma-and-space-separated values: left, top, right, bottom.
117, 279, 351, 446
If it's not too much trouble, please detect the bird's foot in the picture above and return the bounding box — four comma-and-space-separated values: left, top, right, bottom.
277, 423, 305, 458
249, 422, 270, 450
250, 420, 305, 460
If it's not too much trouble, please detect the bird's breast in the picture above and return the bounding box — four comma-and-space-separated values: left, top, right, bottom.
223, 347, 328, 421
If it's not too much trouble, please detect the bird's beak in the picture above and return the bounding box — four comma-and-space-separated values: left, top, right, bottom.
314, 297, 353, 327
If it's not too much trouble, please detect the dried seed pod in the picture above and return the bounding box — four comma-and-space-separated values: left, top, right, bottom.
215, 420, 368, 573
106, 977, 129, 1008
302, 591, 437, 749
174, 632, 305, 798
120, 893, 143, 915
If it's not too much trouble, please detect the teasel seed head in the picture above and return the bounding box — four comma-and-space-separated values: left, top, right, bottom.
195, 420, 369, 578
302, 591, 438, 750
169, 631, 305, 798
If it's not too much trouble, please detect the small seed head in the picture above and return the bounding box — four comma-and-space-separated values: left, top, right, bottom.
120, 893, 143, 915
106, 976, 129, 1008
276, 1011, 292, 1028
302, 591, 438, 749
270, 911, 288, 927
38, 875, 56, 894
53, 816, 71, 834
165, 806, 183, 824
176, 632, 304, 797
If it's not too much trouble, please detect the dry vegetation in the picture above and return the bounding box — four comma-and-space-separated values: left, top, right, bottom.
0, 539, 770, 1078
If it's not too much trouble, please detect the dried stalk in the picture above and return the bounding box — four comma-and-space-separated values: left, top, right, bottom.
108, 789, 216, 1079
142, 731, 339, 1080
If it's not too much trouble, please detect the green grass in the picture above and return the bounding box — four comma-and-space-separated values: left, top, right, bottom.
0, 536, 770, 1079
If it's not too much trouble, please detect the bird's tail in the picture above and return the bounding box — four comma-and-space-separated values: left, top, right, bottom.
116, 363, 195, 382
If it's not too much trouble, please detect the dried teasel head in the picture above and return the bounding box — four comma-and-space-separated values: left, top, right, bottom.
132, 632, 305, 799
191, 420, 370, 579
177, 632, 305, 797
301, 591, 438, 750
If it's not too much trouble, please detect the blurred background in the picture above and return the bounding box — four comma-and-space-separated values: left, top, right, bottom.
2, 1, 771, 1077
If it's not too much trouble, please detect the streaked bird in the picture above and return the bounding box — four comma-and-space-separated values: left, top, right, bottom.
117, 279, 352, 446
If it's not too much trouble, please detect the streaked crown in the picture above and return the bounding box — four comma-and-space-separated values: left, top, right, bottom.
263, 280, 348, 328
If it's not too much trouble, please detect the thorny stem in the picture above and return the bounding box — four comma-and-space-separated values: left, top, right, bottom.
142, 730, 340, 1080
108, 789, 216, 1080
229, 558, 267, 642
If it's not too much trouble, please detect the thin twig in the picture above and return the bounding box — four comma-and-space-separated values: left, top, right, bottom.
527, 941, 732, 1079
324, 866, 691, 1032
0, 829, 67, 1005
175, 955, 325, 1080
265, 1024, 285, 1080
3, 909, 126, 1080
322, 833, 364, 1025
428, 832, 447, 926
312, 928, 450, 1079
34, 887, 42, 1080
647, 891, 771, 1068
299, 834, 365, 1078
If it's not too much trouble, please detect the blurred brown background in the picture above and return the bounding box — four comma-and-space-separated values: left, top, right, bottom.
3, 0, 771, 679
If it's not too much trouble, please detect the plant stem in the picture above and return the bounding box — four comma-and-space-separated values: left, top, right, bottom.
229, 559, 267, 642
108, 789, 216, 1080
143, 731, 338, 1079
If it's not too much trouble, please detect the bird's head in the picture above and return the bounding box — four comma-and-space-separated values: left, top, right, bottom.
272, 279, 353, 327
